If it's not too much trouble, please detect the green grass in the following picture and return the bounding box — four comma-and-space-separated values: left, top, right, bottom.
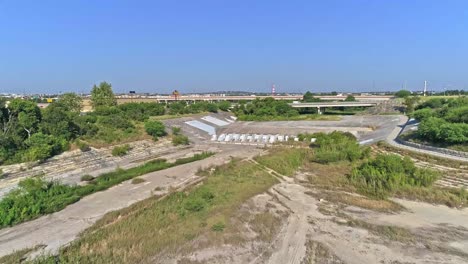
254, 148, 312, 176
111, 144, 131, 156
0, 152, 214, 229
26, 158, 278, 263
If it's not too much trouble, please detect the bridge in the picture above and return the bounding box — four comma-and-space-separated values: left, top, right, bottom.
81, 95, 390, 111
288, 101, 378, 114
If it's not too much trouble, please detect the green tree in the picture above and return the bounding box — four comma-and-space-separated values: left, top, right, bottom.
218, 101, 231, 111
144, 120, 166, 140
403, 96, 420, 113
303, 91, 321, 102
395, 90, 411, 98
40, 103, 77, 140
57, 93, 82, 113
344, 95, 356, 101
8, 99, 42, 138
91, 82, 117, 108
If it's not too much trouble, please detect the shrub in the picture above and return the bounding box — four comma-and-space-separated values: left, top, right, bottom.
183, 197, 206, 212
81, 175, 95, 182
171, 126, 181, 135
411, 108, 434, 121
76, 140, 91, 152
131, 178, 146, 184
211, 221, 226, 232
112, 144, 131, 157
218, 101, 231, 111
350, 154, 439, 198
395, 90, 411, 98
144, 120, 166, 140
172, 134, 189, 146
312, 131, 365, 163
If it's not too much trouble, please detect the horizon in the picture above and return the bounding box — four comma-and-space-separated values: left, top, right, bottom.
1, 1, 468, 94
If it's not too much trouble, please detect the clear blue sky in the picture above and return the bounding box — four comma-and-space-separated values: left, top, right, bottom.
1, 0, 467, 94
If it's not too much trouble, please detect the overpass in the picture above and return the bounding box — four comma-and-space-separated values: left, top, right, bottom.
288, 101, 378, 114
112, 95, 392, 102
81, 95, 390, 111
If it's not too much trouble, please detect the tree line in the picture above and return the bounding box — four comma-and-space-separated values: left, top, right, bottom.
0, 82, 230, 165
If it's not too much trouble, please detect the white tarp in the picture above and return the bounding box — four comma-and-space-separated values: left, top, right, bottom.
185, 120, 216, 135
201, 116, 230, 126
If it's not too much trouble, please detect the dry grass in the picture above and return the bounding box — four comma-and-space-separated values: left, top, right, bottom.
303, 240, 345, 264
36, 157, 278, 263
254, 148, 312, 176
131, 177, 146, 184
341, 217, 415, 243
249, 211, 282, 242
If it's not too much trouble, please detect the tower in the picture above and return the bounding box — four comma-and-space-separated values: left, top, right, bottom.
424, 81, 427, 97
271, 84, 276, 96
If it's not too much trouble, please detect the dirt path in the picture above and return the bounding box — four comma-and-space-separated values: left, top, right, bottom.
0, 145, 263, 258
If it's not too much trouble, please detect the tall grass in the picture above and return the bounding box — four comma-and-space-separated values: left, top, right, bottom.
254, 148, 312, 176
311, 131, 369, 164
350, 154, 439, 198
0, 152, 214, 229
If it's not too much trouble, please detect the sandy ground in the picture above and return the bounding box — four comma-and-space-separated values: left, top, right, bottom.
169, 165, 468, 264
0, 144, 264, 258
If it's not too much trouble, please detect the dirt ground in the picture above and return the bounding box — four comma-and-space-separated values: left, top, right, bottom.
166, 164, 468, 264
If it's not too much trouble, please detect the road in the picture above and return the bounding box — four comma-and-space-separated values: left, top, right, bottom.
385, 116, 468, 162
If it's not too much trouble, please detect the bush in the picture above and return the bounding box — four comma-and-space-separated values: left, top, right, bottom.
211, 221, 226, 232
131, 178, 146, 184
350, 154, 439, 198
411, 108, 434, 121
171, 126, 181, 135
312, 131, 366, 163
172, 134, 189, 146
112, 144, 131, 157
76, 140, 91, 152
395, 90, 411, 98
218, 101, 231, 111
144, 121, 166, 140
81, 175, 95, 182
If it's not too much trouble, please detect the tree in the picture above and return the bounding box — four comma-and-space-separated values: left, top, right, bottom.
403, 96, 420, 113
395, 90, 411, 98
8, 99, 42, 138
144, 120, 166, 140
40, 103, 77, 140
344, 95, 356, 101
218, 101, 231, 111
91, 82, 117, 108
303, 91, 321, 102
57, 93, 82, 113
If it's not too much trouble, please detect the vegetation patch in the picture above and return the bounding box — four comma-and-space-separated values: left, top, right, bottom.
311, 131, 370, 164
254, 148, 312, 176
111, 144, 131, 157
28, 158, 277, 263
350, 154, 439, 198
131, 178, 146, 184
0, 152, 214, 229
80, 175, 94, 182
408, 96, 468, 149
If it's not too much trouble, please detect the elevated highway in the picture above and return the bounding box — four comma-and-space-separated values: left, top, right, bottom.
288, 101, 378, 114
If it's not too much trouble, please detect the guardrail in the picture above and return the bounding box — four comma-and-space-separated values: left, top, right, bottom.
395, 138, 468, 159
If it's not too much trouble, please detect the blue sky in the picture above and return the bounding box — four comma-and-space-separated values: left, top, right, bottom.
1, 0, 467, 94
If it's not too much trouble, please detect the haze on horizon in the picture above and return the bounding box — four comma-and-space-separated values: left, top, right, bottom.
1, 0, 467, 94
